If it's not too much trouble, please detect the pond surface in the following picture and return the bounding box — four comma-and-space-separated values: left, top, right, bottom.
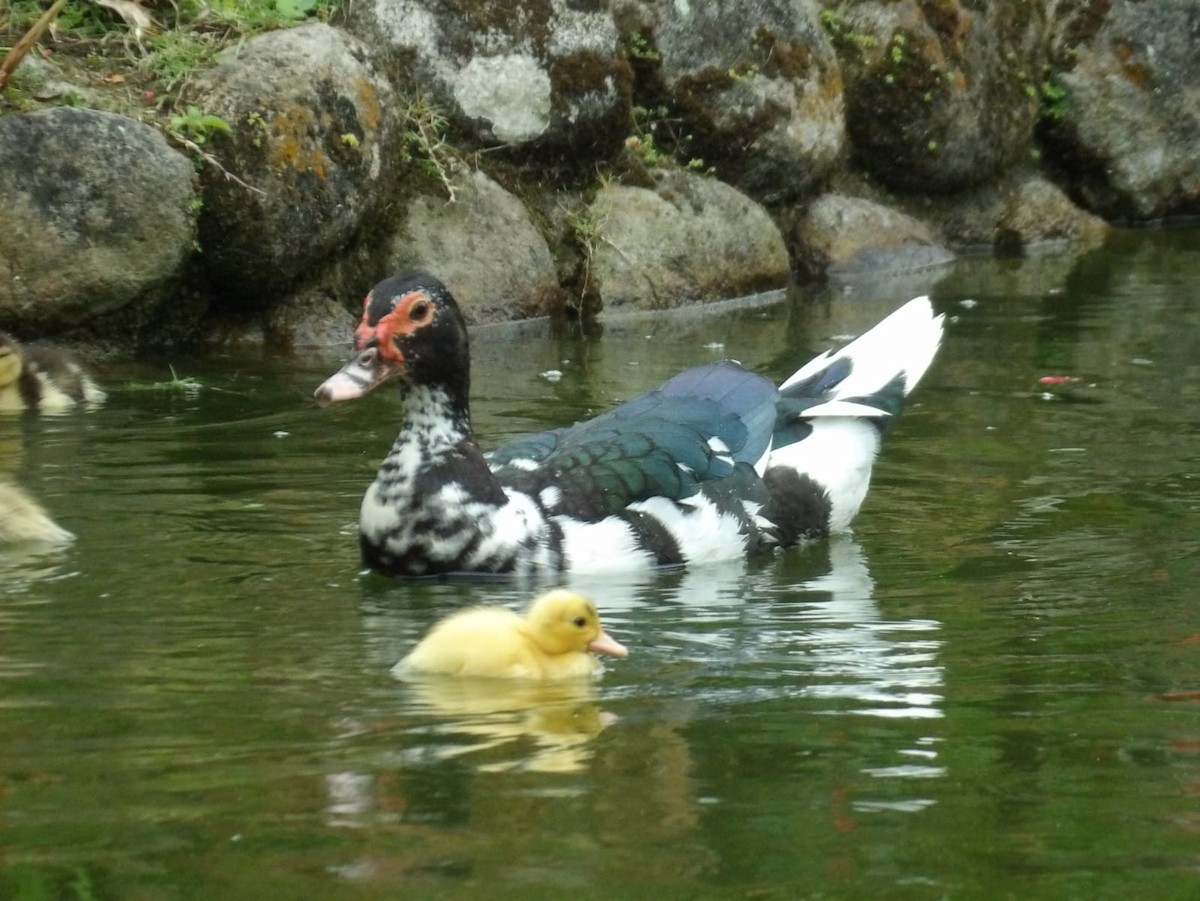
3, 227, 1200, 899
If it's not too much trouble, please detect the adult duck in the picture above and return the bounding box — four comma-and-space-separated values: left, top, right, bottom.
393, 589, 628, 681
0, 333, 106, 413
315, 271, 943, 577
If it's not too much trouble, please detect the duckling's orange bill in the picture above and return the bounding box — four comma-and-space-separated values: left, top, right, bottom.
588, 631, 628, 658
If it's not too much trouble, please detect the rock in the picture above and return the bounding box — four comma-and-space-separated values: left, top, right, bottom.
387, 165, 562, 323
901, 173, 1110, 253
0, 108, 197, 333
995, 178, 1110, 253
588, 170, 790, 311
5, 1, 1189, 355
793, 194, 954, 280
617, 0, 844, 204
344, 0, 631, 153
265, 291, 358, 349
191, 23, 401, 301
828, 0, 1045, 193
1041, 0, 1200, 220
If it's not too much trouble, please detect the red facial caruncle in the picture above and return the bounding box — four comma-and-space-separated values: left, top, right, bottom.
355, 289, 437, 362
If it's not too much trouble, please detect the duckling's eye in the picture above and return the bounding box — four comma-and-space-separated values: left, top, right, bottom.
572, 616, 586, 628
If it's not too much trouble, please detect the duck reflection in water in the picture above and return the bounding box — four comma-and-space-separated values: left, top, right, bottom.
0, 482, 75, 586
0, 482, 73, 547
397, 675, 618, 775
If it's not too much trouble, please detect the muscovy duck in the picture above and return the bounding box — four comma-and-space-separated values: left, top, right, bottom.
0, 333, 106, 413
393, 589, 628, 680
315, 271, 944, 577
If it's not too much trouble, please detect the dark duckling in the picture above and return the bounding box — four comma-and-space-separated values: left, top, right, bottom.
0, 332, 106, 412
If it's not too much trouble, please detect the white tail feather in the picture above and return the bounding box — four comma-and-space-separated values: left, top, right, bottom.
768, 296, 944, 533
780, 296, 944, 397
802, 400, 893, 419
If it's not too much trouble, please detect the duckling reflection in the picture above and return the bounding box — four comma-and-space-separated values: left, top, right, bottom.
398, 675, 616, 774
0, 482, 74, 586
0, 482, 74, 546
0, 332, 106, 413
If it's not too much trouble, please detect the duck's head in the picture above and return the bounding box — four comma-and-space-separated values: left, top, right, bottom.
524, 590, 629, 659
314, 270, 469, 406
0, 333, 24, 391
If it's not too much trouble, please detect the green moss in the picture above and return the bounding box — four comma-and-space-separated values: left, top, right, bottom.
1039, 79, 1068, 120
623, 31, 659, 62
819, 9, 879, 54
2, 0, 344, 117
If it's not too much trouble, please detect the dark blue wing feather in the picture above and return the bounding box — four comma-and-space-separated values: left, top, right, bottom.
486, 361, 778, 520
484, 426, 567, 468
780, 356, 853, 401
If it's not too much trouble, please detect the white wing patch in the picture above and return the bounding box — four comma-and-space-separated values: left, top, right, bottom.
629, 494, 749, 565
556, 515, 657, 572
707, 436, 731, 458
498, 456, 540, 472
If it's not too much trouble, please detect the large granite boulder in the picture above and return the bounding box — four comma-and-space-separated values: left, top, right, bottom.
191, 23, 402, 302
615, 0, 845, 204
387, 164, 563, 323
588, 170, 790, 311
343, 0, 632, 154
1041, 0, 1200, 220
828, 0, 1046, 194
0, 108, 197, 334
793, 194, 953, 280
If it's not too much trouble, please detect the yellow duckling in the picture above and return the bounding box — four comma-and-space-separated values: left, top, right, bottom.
0, 332, 106, 413
393, 589, 628, 680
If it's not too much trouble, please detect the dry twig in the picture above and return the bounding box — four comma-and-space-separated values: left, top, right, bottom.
0, 0, 69, 92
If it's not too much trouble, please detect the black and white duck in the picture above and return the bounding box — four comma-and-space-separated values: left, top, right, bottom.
315, 271, 944, 578
0, 332, 106, 412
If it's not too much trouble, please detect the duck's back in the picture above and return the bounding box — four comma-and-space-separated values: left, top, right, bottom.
397, 607, 544, 679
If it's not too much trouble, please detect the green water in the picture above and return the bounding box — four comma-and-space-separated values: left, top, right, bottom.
3, 228, 1200, 899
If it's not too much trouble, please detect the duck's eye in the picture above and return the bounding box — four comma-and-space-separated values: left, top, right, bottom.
410, 300, 430, 321
572, 616, 586, 628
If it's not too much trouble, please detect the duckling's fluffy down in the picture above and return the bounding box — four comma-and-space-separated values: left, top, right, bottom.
0, 333, 106, 413
393, 590, 627, 681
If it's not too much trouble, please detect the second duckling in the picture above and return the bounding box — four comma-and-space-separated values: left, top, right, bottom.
393, 589, 628, 681
0, 332, 106, 413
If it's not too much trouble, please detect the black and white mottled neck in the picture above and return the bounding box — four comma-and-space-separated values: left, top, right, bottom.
359, 383, 549, 576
